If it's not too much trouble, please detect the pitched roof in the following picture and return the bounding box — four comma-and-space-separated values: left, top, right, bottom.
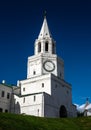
38, 16, 51, 39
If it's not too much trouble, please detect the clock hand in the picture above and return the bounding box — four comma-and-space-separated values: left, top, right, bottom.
46, 64, 52, 68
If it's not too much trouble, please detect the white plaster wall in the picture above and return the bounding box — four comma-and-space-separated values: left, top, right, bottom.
20, 74, 51, 95
14, 93, 44, 116
27, 55, 42, 79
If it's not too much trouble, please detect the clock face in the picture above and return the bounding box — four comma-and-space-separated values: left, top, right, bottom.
43, 60, 55, 72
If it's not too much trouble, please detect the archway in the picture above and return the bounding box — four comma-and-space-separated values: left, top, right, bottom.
59, 105, 67, 118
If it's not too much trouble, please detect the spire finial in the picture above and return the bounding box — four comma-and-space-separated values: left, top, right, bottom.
44, 10, 47, 18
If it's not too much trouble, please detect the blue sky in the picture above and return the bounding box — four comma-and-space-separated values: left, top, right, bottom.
0, 0, 91, 105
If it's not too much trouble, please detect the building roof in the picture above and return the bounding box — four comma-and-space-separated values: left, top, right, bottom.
38, 16, 51, 39
0, 83, 16, 88
0, 83, 12, 88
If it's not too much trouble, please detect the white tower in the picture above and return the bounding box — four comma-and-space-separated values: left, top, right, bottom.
13, 15, 77, 118
35, 15, 56, 55
27, 16, 64, 79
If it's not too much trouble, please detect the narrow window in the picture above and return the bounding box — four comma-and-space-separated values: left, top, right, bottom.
45, 42, 48, 52
60, 72, 62, 78
38, 42, 41, 52
55, 84, 57, 88
5, 109, 8, 113
0, 108, 3, 112
7, 93, 10, 99
38, 109, 39, 116
67, 90, 69, 94
52, 43, 55, 54
42, 83, 44, 88
2, 91, 5, 97
23, 97, 25, 103
33, 71, 36, 75
23, 88, 25, 91
34, 95, 36, 102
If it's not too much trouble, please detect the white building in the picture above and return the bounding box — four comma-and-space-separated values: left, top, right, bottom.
0, 16, 77, 117
77, 99, 91, 116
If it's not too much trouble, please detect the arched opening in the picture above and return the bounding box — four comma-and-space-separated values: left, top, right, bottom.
38, 42, 41, 53
45, 42, 48, 52
59, 105, 67, 118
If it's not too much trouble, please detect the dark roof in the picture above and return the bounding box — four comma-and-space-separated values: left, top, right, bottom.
14, 92, 45, 98
0, 83, 13, 88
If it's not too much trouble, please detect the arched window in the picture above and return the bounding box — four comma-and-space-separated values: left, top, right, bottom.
45, 42, 48, 52
38, 42, 41, 53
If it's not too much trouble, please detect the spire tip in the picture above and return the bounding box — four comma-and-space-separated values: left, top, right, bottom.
44, 10, 47, 18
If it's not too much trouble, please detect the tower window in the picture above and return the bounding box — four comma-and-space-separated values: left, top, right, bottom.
42, 83, 44, 87
55, 84, 57, 88
52, 43, 55, 54
34, 95, 36, 102
60, 72, 62, 78
67, 90, 69, 94
23, 97, 25, 103
38, 42, 41, 53
23, 88, 25, 91
33, 71, 36, 75
45, 42, 48, 52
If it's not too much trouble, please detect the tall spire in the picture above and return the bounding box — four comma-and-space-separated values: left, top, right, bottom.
38, 14, 51, 39
34, 14, 56, 55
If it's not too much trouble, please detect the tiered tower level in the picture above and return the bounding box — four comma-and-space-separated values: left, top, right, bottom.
27, 16, 64, 80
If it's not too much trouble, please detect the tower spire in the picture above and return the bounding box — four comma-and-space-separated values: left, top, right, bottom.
38, 13, 51, 39
35, 14, 56, 55
44, 10, 47, 18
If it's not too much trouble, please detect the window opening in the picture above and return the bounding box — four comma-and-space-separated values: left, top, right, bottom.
34, 95, 36, 102
23, 88, 25, 91
52, 43, 55, 54
45, 42, 48, 52
2, 91, 5, 97
23, 97, 25, 103
38, 42, 41, 52
33, 71, 36, 75
5, 109, 8, 113
0, 108, 3, 112
7, 93, 10, 99
42, 83, 44, 87
55, 84, 57, 88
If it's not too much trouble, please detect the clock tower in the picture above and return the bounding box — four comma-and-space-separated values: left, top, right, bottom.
13, 15, 77, 118
27, 16, 64, 79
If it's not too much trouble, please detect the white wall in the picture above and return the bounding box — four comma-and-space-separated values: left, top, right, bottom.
14, 93, 44, 117
19, 74, 51, 96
